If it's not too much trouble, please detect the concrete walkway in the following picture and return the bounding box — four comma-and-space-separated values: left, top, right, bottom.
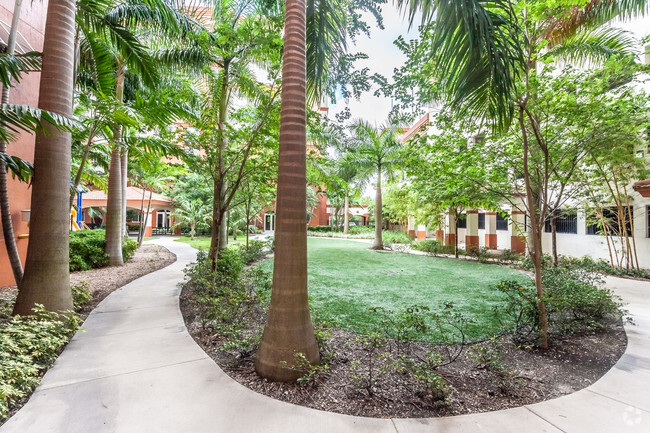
2, 238, 649, 432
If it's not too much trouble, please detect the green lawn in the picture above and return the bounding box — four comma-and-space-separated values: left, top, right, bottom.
261, 238, 529, 342
176, 236, 244, 250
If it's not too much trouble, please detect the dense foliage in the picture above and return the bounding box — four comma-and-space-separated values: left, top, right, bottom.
69, 230, 137, 271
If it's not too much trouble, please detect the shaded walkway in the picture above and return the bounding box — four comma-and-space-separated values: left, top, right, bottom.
1, 238, 649, 432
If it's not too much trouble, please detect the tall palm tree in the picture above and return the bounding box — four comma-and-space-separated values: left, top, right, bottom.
348, 120, 403, 249
255, 0, 320, 382
396, 0, 647, 348
13, 0, 76, 315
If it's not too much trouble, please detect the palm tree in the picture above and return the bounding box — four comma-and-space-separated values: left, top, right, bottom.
13, 0, 76, 315
255, 0, 321, 381
172, 199, 211, 241
348, 120, 403, 249
395, 0, 647, 348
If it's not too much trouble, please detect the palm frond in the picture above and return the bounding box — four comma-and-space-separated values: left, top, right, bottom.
0, 104, 78, 142
543, 27, 638, 66
0, 153, 33, 183
0, 52, 42, 88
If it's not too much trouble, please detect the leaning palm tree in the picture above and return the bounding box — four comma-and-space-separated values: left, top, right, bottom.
395, 0, 647, 348
255, 0, 321, 381
13, 0, 76, 315
348, 120, 403, 249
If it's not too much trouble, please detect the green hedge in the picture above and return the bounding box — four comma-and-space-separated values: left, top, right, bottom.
69, 230, 137, 271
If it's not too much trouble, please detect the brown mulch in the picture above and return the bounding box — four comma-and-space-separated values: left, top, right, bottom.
180, 281, 627, 418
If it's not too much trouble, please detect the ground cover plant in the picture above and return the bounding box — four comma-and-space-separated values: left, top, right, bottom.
175, 236, 244, 251
180, 237, 627, 417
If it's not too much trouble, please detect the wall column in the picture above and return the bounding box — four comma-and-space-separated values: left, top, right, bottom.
416, 224, 427, 241
485, 212, 497, 249
144, 210, 153, 237
408, 215, 416, 239
444, 211, 456, 247
510, 202, 527, 254
465, 210, 479, 251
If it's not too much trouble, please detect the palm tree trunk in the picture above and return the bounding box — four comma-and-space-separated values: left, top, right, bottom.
121, 149, 128, 239
0, 0, 24, 286
13, 0, 75, 315
105, 66, 125, 265
105, 146, 123, 265
372, 171, 383, 249
256, 0, 319, 381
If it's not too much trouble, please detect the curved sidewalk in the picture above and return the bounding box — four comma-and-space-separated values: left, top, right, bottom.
1, 238, 649, 432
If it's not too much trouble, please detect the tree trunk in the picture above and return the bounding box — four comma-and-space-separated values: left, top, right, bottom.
121, 149, 128, 239
209, 178, 223, 270
104, 66, 125, 265
137, 185, 146, 244
105, 146, 123, 265
0, 0, 24, 286
519, 106, 548, 350
13, 0, 75, 315
343, 195, 350, 235
372, 171, 383, 249
256, 0, 319, 381
138, 191, 153, 248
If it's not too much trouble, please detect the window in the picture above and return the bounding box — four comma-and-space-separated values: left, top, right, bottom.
544, 210, 578, 234
496, 212, 508, 231
586, 207, 633, 236
456, 214, 467, 229
478, 212, 485, 230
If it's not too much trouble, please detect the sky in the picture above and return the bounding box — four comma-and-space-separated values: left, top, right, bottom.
327, 4, 420, 127
328, 7, 650, 127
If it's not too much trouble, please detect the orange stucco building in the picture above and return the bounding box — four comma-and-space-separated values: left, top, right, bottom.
0, 3, 47, 288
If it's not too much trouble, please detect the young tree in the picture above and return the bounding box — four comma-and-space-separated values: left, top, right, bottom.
396, 0, 647, 349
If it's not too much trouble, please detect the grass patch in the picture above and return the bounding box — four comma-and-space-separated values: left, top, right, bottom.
175, 236, 244, 250
260, 238, 528, 342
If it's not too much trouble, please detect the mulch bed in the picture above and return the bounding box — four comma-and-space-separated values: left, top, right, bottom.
180, 280, 627, 418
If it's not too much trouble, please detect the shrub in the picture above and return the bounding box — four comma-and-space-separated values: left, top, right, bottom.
71, 281, 92, 309
413, 240, 441, 253
348, 225, 373, 235
468, 246, 493, 263
382, 230, 413, 245
238, 240, 267, 265
126, 223, 141, 232
309, 225, 333, 233
69, 230, 137, 271
69, 230, 109, 271
0, 306, 80, 420
494, 266, 624, 344
499, 249, 522, 264
122, 237, 137, 262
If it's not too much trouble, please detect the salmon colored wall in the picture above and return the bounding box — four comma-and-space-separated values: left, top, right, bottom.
0, 3, 46, 287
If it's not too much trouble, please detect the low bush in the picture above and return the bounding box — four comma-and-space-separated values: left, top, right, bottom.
348, 225, 373, 235
126, 223, 141, 232
0, 306, 80, 420
412, 240, 455, 256
382, 230, 413, 245
69, 230, 137, 271
238, 240, 268, 265
71, 281, 92, 309
309, 225, 333, 233
494, 266, 624, 344
468, 246, 493, 263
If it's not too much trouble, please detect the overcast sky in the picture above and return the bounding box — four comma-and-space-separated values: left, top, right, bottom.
327, 4, 419, 127
328, 8, 649, 127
